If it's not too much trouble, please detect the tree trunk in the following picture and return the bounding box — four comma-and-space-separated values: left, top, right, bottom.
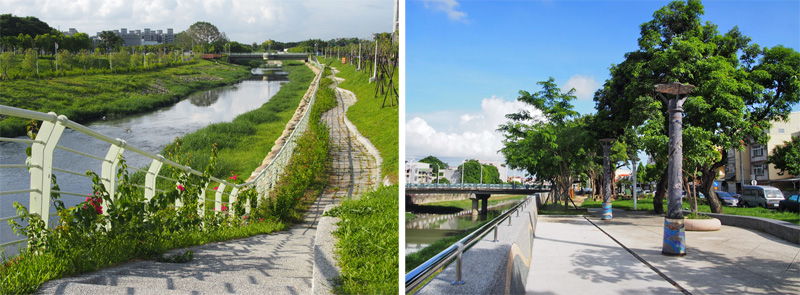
654, 167, 668, 215
701, 165, 723, 213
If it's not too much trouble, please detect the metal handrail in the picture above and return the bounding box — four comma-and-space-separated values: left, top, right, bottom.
405, 196, 533, 293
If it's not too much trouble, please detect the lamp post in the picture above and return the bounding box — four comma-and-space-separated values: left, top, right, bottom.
478, 161, 484, 184
600, 138, 616, 220
435, 164, 440, 184
630, 152, 640, 211
655, 81, 695, 256
461, 159, 465, 185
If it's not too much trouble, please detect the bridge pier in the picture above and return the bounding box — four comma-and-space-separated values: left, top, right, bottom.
470, 193, 491, 216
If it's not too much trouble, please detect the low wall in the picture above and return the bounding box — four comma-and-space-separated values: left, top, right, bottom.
408, 193, 469, 205
415, 199, 538, 295
689, 211, 800, 245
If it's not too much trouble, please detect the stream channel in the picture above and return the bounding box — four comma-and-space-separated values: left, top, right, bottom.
0, 67, 287, 252
405, 199, 522, 255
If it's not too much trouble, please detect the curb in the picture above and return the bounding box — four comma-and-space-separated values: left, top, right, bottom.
311, 204, 342, 294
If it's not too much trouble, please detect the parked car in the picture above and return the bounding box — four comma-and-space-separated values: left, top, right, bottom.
779, 194, 799, 213
714, 191, 738, 207
740, 185, 784, 209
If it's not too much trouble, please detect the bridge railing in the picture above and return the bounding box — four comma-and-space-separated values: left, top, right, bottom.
406, 183, 550, 191
0, 63, 325, 249
405, 196, 535, 293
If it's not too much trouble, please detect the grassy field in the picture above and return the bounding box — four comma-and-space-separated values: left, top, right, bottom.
317, 56, 399, 182
0, 59, 251, 137
326, 185, 399, 294
581, 198, 800, 225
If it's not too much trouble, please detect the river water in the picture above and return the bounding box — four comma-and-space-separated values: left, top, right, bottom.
0, 68, 285, 250
405, 200, 521, 255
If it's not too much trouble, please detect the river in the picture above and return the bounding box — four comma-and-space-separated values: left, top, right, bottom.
0, 68, 286, 250
405, 199, 522, 255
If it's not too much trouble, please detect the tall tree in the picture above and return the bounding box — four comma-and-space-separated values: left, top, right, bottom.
500, 77, 592, 208
0, 51, 17, 79
182, 22, 228, 53
768, 136, 800, 177
98, 31, 124, 53
457, 159, 501, 184
418, 155, 449, 182
0, 14, 54, 37
594, 0, 800, 213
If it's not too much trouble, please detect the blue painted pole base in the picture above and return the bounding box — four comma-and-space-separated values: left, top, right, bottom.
662, 217, 686, 256
600, 202, 612, 220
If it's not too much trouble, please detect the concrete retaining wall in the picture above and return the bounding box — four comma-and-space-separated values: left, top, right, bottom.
408, 193, 469, 205
415, 200, 538, 295
698, 211, 800, 245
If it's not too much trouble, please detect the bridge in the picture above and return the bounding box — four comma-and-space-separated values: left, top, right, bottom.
406, 183, 550, 216
227, 53, 309, 63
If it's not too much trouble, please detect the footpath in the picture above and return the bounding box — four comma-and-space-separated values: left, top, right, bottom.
37, 63, 381, 294
527, 210, 800, 294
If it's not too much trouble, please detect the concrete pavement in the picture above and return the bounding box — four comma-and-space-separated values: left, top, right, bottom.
526, 210, 800, 294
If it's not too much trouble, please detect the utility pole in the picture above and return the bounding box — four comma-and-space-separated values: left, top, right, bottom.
655, 82, 695, 256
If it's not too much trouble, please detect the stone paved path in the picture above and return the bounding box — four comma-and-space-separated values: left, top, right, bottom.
37, 64, 381, 295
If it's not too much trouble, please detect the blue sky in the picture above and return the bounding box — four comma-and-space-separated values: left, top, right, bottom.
405, 0, 800, 167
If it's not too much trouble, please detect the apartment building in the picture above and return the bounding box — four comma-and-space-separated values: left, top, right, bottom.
722, 111, 800, 193
94, 28, 175, 47
405, 161, 433, 184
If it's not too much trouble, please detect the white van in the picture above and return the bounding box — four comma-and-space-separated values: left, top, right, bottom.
740, 185, 784, 209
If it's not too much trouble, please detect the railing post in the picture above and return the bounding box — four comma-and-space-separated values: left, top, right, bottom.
144, 157, 164, 201
198, 184, 207, 218
492, 225, 499, 242
229, 187, 240, 217
215, 183, 226, 212
29, 114, 66, 226
508, 216, 512, 226
451, 242, 465, 285
101, 140, 125, 203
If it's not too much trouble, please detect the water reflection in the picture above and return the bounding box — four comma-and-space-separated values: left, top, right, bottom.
0, 70, 283, 250
405, 200, 521, 254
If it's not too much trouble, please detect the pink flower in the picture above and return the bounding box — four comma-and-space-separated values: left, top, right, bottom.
177, 184, 185, 192
243, 216, 248, 219
213, 186, 219, 191
229, 175, 238, 180
221, 205, 228, 211
259, 218, 264, 221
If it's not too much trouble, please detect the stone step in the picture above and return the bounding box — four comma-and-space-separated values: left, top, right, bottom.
40, 273, 312, 294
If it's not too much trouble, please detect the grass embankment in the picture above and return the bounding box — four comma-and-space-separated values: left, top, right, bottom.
326, 185, 399, 294
317, 56, 399, 183
0, 59, 251, 137
173, 61, 315, 179
581, 198, 800, 225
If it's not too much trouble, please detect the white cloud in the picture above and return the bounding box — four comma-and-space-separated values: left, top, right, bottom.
561, 74, 600, 100
422, 0, 468, 22
6, 0, 392, 43
406, 96, 542, 161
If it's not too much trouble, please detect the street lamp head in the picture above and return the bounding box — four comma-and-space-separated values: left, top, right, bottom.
654, 82, 695, 95
599, 138, 616, 147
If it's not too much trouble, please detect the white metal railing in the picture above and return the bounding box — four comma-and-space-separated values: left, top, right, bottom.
0, 63, 324, 249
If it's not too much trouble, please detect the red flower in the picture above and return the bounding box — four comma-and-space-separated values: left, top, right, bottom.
221, 205, 228, 211
229, 175, 238, 180
177, 184, 185, 192
213, 186, 219, 191
259, 218, 264, 221
243, 216, 248, 219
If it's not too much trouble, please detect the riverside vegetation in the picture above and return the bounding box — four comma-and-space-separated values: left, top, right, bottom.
0, 60, 337, 293
0, 58, 251, 137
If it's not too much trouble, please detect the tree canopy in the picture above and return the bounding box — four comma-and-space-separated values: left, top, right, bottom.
500, 77, 593, 206
457, 159, 501, 184
593, 0, 800, 213
0, 14, 54, 37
